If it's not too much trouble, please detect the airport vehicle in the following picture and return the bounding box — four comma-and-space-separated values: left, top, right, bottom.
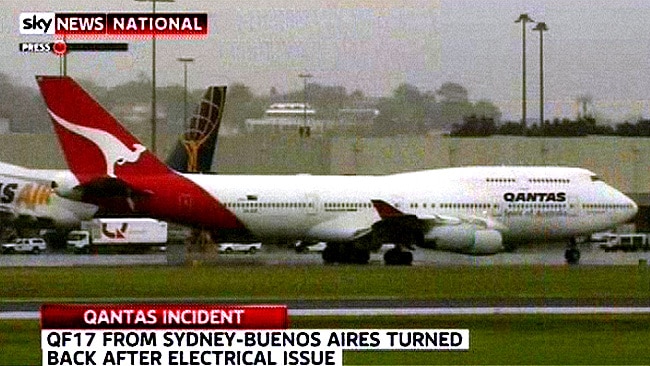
37, 76, 638, 265
599, 233, 649, 252
218, 242, 262, 254
294, 241, 327, 253
1, 237, 47, 254
67, 218, 168, 253
590, 231, 612, 242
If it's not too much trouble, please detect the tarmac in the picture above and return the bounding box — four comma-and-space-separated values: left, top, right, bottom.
1, 241, 650, 267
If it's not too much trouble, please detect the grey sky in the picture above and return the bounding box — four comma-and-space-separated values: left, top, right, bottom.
2, 0, 650, 121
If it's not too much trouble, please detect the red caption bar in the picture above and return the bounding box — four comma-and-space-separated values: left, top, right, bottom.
41, 304, 288, 329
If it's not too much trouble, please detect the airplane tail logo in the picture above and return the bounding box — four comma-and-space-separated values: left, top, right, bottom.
36, 76, 172, 183
47, 109, 146, 178
166, 85, 226, 173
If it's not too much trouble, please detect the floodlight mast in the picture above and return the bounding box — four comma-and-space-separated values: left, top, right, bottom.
177, 57, 195, 130
515, 13, 534, 127
533, 22, 549, 125
134, 0, 175, 155
298, 72, 313, 137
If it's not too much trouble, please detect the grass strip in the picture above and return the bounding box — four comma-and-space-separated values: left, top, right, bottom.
1, 265, 650, 302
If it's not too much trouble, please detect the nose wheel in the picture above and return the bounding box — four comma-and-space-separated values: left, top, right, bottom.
565, 238, 581, 265
383, 246, 413, 266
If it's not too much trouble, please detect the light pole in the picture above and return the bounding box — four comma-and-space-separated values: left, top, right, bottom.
298, 72, 313, 137
533, 22, 548, 126
177, 57, 195, 128
515, 13, 534, 128
135, 0, 175, 155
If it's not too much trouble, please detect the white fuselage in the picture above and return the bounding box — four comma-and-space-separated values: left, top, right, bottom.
184, 166, 637, 247
0, 162, 97, 228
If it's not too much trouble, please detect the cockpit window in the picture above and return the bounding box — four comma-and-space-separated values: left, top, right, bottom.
591, 175, 602, 182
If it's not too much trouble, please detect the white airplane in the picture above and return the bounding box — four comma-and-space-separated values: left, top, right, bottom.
0, 161, 96, 229
0, 85, 226, 233
37, 75, 638, 265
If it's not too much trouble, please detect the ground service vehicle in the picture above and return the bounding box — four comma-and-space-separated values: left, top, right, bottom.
1, 237, 47, 254
67, 218, 168, 253
599, 233, 649, 252
218, 242, 262, 254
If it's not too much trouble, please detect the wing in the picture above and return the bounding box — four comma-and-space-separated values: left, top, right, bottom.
370, 199, 505, 254
371, 199, 502, 230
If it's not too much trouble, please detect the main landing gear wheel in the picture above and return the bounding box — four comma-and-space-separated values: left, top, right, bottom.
565, 238, 581, 265
321, 243, 370, 264
383, 247, 413, 266
322, 244, 338, 264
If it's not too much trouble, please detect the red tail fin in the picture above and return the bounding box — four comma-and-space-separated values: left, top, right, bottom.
36, 76, 245, 230
36, 76, 171, 184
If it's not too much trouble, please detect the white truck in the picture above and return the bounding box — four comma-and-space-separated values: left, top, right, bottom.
1, 238, 47, 254
67, 218, 168, 254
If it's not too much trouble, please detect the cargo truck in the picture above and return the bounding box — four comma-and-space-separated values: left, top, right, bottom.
67, 218, 168, 254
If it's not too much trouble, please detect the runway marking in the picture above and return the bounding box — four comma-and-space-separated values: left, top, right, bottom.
5, 307, 650, 320
289, 307, 650, 316
0, 312, 38, 320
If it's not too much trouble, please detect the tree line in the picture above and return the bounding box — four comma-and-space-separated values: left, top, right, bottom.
2, 71, 650, 138
450, 115, 650, 137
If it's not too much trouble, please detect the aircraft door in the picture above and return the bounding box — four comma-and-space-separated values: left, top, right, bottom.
306, 193, 319, 215
390, 195, 406, 211
568, 196, 579, 217
514, 169, 531, 192
491, 200, 503, 217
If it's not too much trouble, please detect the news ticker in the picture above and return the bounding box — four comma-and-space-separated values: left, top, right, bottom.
20, 12, 208, 37
41, 304, 470, 366
19, 42, 129, 56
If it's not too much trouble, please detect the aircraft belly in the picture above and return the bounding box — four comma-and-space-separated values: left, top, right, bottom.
304, 211, 375, 241
237, 212, 321, 239
500, 212, 603, 243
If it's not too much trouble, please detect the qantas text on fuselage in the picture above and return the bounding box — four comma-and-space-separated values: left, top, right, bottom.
503, 192, 566, 202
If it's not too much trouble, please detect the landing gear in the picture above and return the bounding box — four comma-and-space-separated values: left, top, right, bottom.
565, 238, 581, 265
383, 246, 413, 265
321, 242, 370, 264
381, 231, 421, 266
503, 242, 518, 253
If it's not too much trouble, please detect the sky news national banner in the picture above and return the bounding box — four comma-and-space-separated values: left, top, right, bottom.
19, 12, 208, 37
40, 303, 470, 366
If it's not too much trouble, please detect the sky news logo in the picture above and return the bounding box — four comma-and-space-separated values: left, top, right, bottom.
19, 12, 208, 37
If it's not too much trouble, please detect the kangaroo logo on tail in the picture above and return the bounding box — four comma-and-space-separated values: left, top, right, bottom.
47, 109, 146, 178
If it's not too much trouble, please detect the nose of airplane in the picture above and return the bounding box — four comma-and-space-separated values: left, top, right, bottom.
628, 195, 639, 221
605, 183, 639, 223
618, 191, 639, 223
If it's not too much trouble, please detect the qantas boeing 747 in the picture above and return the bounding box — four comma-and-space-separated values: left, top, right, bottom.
36, 76, 637, 265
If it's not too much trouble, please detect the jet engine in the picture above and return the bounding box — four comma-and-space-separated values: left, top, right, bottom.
50, 172, 82, 200
424, 226, 504, 254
